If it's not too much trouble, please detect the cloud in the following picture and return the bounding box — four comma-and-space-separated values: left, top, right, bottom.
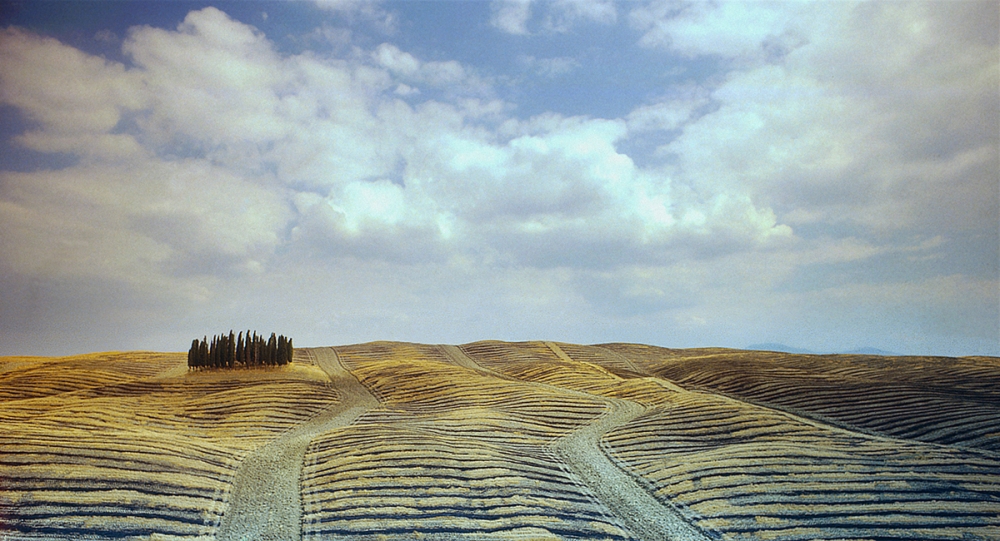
314, 0, 371, 11
123, 8, 290, 154
0, 4, 994, 356
372, 43, 487, 93
626, 93, 707, 133
373, 42, 420, 76
2, 6, 794, 292
491, 0, 533, 35
313, 0, 397, 33
1, 6, 790, 276
0, 160, 293, 286
544, 0, 618, 32
574, 266, 699, 317
0, 28, 146, 160
630, 1, 813, 62
492, 0, 617, 35
635, 1, 998, 239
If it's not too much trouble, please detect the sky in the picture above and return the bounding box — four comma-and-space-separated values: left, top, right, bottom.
0, 0, 997, 357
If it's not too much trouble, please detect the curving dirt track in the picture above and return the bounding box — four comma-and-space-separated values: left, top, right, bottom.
441, 343, 710, 541
552, 398, 709, 541
216, 347, 379, 541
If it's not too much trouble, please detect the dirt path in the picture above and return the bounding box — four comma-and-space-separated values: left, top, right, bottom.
552, 398, 710, 541
439, 344, 505, 377
440, 344, 711, 541
216, 348, 378, 541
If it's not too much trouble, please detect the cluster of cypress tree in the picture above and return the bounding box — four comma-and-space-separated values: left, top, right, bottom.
187, 331, 293, 369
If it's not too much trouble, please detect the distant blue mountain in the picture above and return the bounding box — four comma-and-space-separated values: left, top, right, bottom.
746, 343, 898, 356
842, 347, 898, 355
746, 343, 817, 354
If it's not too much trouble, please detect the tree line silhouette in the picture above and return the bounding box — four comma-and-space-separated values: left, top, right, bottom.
188, 331, 293, 369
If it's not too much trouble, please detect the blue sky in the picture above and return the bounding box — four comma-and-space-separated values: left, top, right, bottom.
0, 0, 997, 356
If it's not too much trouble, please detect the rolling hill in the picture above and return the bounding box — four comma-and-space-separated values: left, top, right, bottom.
1, 342, 998, 540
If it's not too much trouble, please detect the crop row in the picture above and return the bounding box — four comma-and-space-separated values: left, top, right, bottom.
459, 341, 616, 392
0, 352, 175, 402
639, 353, 1000, 452
302, 343, 632, 540
0, 430, 235, 539
457, 341, 679, 407
0, 354, 337, 540
303, 419, 631, 540
603, 389, 1000, 540
337, 344, 607, 441
550, 343, 644, 377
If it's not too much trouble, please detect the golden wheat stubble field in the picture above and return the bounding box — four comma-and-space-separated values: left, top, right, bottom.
1, 342, 999, 541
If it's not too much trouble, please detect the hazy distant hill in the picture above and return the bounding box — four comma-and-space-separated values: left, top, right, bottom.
747, 342, 899, 355
746, 342, 818, 354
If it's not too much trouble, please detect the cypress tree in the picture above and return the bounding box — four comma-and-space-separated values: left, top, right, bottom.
235, 331, 243, 367
187, 331, 294, 370
219, 333, 227, 368
262, 333, 269, 366
187, 339, 195, 369
252, 332, 259, 366
210, 335, 218, 368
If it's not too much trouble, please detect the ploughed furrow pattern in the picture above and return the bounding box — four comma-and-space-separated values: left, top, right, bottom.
304, 426, 629, 540
0, 352, 175, 401
0, 353, 338, 540
303, 342, 631, 540
459, 341, 681, 407
603, 389, 1000, 540
0, 433, 234, 539
0, 378, 338, 450
555, 343, 644, 378
548, 343, 687, 405
459, 341, 615, 392
337, 345, 608, 440
604, 346, 1000, 452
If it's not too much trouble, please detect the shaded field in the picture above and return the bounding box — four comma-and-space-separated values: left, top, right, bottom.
2, 342, 999, 540
601, 344, 1000, 452
604, 390, 1000, 540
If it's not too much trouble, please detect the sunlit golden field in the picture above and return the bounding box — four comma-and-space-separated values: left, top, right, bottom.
1, 342, 999, 540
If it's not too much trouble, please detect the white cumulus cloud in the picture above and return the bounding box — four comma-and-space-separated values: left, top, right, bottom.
0, 3, 994, 356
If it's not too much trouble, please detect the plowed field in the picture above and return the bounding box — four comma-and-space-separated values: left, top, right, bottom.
1, 343, 998, 540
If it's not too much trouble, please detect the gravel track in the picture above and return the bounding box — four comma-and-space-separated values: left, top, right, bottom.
552, 399, 710, 541
216, 347, 378, 541
440, 344, 711, 541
